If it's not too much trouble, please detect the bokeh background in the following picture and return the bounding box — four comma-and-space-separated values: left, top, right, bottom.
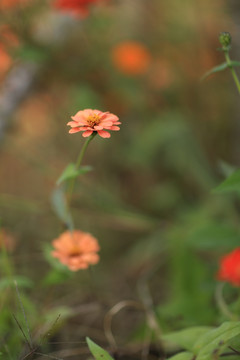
1, 0, 240, 359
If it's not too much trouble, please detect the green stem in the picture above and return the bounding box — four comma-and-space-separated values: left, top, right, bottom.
67, 133, 96, 207
225, 52, 240, 95
215, 282, 237, 320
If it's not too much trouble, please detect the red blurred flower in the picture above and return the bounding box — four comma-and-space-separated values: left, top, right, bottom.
53, 0, 100, 17
217, 248, 240, 286
111, 41, 151, 76
67, 109, 121, 138
52, 230, 100, 271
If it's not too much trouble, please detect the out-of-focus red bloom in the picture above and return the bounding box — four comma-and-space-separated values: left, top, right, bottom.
68, 109, 121, 138
111, 41, 151, 76
53, 0, 100, 17
52, 230, 100, 271
217, 248, 240, 286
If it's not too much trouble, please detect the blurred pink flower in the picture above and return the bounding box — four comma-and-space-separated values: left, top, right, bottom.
67, 109, 121, 138
52, 230, 100, 271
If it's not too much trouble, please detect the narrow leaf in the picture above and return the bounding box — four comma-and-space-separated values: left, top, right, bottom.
57, 163, 92, 185
51, 187, 73, 229
213, 169, 240, 193
201, 62, 228, 80
163, 326, 213, 352
229, 61, 240, 68
86, 337, 114, 360
167, 352, 194, 360
194, 321, 240, 360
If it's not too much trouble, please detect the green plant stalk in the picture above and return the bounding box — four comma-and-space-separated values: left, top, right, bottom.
215, 283, 237, 321
67, 133, 96, 207
225, 52, 240, 95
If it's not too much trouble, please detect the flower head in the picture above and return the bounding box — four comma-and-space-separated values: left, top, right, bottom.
52, 230, 100, 271
219, 32, 231, 52
111, 41, 151, 76
53, 0, 99, 18
217, 248, 240, 286
67, 109, 121, 138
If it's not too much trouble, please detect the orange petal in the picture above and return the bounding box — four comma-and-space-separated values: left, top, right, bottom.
82, 130, 93, 137
97, 130, 111, 138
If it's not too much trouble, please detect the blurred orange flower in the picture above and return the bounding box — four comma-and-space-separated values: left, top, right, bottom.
111, 41, 151, 76
0, 0, 29, 9
52, 230, 100, 271
0, 26, 19, 77
53, 0, 100, 17
217, 248, 240, 286
68, 109, 121, 138
0, 229, 16, 252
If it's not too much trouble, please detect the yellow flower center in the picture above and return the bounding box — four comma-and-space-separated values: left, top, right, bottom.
69, 245, 81, 257
87, 114, 101, 128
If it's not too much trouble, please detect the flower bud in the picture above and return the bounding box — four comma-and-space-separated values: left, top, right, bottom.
219, 32, 231, 51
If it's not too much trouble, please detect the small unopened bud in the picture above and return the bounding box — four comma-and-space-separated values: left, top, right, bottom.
219, 32, 231, 51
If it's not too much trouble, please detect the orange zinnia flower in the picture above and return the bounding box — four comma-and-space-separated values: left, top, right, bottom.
52, 230, 100, 271
111, 41, 151, 76
53, 0, 99, 17
67, 109, 121, 138
217, 248, 240, 286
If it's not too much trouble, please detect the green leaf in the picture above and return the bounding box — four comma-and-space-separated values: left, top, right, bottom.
86, 337, 114, 360
229, 61, 240, 68
213, 169, 240, 193
202, 61, 240, 81
193, 321, 240, 360
42, 269, 71, 285
201, 62, 228, 80
163, 326, 213, 352
51, 187, 73, 229
57, 163, 92, 185
167, 352, 194, 360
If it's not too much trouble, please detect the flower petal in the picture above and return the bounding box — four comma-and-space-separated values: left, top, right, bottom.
69, 127, 81, 133
97, 130, 111, 138
82, 130, 93, 137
